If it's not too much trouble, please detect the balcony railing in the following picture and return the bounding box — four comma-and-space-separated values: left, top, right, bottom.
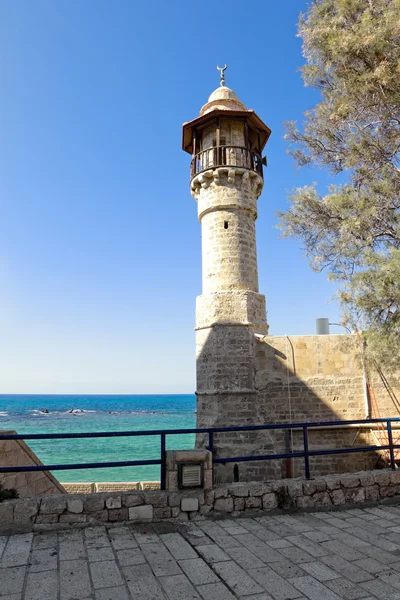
1, 417, 399, 489
190, 145, 263, 180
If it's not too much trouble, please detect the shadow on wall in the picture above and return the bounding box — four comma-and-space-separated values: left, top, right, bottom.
195, 327, 400, 483
0, 431, 66, 498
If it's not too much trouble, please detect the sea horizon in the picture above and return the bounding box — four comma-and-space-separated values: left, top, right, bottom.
0, 394, 197, 483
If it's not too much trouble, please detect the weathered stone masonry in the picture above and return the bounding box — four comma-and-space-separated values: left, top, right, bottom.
2, 468, 400, 535
182, 80, 400, 483
183, 80, 275, 480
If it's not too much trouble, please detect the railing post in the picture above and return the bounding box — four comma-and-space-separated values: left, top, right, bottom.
303, 426, 311, 479
387, 420, 396, 470
160, 433, 166, 490
208, 431, 214, 457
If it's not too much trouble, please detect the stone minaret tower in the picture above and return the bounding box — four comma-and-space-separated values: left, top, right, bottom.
182, 68, 272, 480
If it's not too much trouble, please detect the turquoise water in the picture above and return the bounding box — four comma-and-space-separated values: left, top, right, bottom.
0, 395, 196, 482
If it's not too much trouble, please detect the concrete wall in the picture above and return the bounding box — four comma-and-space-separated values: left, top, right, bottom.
0, 431, 66, 498
1, 468, 399, 535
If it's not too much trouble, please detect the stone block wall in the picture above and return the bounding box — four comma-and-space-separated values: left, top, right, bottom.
289, 427, 380, 478
256, 334, 400, 425
195, 332, 399, 482
61, 482, 151, 494
193, 170, 263, 296
256, 335, 366, 424
0, 431, 66, 498
1, 468, 399, 535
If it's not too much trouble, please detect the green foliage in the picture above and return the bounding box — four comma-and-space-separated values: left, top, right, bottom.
279, 0, 400, 369
0, 482, 19, 502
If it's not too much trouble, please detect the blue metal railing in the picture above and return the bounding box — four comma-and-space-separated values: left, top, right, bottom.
0, 418, 399, 488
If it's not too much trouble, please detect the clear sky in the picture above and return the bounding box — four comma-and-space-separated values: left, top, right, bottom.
0, 1, 344, 394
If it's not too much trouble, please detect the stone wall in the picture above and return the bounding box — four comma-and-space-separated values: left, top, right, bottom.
253, 334, 399, 479
193, 170, 263, 296
256, 335, 366, 424
61, 482, 160, 494
1, 468, 399, 535
0, 431, 66, 498
196, 333, 400, 482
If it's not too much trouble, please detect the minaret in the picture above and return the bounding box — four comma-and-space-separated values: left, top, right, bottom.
182, 67, 273, 481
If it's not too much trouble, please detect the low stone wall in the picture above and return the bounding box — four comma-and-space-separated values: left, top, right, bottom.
61, 482, 160, 494
1, 468, 399, 535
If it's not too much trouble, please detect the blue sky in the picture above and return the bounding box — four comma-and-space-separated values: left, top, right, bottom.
0, 1, 344, 394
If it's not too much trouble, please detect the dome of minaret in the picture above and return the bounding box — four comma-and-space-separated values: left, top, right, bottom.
200, 85, 247, 116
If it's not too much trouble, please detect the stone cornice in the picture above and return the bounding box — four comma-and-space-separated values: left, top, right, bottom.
190, 167, 264, 201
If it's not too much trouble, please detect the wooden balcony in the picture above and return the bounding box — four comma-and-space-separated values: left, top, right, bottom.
190, 145, 263, 180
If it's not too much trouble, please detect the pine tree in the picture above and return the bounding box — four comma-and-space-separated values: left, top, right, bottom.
279, 0, 400, 369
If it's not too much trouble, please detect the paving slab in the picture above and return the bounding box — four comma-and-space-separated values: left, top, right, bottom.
289, 575, 344, 600
109, 527, 138, 550
353, 557, 392, 574
29, 547, 58, 572
320, 539, 367, 561
31, 532, 58, 550
268, 558, 307, 579
161, 532, 198, 560
60, 558, 92, 599
360, 578, 400, 599
233, 532, 282, 562
212, 560, 265, 596
123, 562, 167, 599
321, 554, 374, 584
225, 545, 265, 569
159, 573, 201, 599
0, 565, 26, 596
325, 577, 375, 599
249, 564, 304, 599
141, 541, 181, 576
286, 534, 330, 558
89, 559, 124, 589
59, 531, 85, 561
95, 587, 131, 600
299, 560, 341, 582
196, 543, 230, 563
116, 547, 146, 566
24, 569, 58, 600
197, 582, 237, 600
273, 515, 313, 533
276, 544, 315, 564
179, 557, 219, 585
0, 533, 33, 567
87, 546, 115, 562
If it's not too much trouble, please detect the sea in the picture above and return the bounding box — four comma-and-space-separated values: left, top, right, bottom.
0, 395, 196, 483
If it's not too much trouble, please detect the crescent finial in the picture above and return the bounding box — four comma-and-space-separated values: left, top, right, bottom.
217, 64, 228, 87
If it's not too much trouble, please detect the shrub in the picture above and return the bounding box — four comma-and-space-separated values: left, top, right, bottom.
0, 482, 19, 502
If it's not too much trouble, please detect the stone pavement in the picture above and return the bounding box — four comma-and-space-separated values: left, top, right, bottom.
2, 505, 400, 599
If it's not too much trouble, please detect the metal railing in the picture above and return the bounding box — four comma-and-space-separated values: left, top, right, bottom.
0, 418, 399, 490
190, 145, 263, 180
